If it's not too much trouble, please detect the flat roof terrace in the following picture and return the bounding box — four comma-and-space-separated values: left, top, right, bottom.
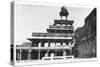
32, 33, 74, 37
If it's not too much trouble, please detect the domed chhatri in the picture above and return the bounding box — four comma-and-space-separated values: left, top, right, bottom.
59, 6, 69, 19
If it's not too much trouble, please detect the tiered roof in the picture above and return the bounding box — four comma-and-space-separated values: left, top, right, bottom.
29, 6, 74, 39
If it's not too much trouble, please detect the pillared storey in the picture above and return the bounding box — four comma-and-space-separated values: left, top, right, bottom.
16, 6, 75, 61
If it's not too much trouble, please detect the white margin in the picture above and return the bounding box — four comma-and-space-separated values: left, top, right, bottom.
13, 0, 97, 66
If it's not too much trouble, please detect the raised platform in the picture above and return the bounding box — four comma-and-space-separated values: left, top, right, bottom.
14, 58, 97, 66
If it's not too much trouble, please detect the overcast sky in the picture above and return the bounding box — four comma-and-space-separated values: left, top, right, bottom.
15, 3, 93, 45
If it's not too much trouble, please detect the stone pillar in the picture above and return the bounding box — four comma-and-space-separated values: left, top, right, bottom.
18, 50, 20, 60
38, 42, 41, 47
44, 42, 49, 47
63, 50, 66, 56
50, 43, 55, 47
28, 49, 31, 60
54, 50, 57, 56
45, 50, 49, 57
38, 50, 40, 60
69, 42, 71, 47
69, 49, 72, 55
50, 53, 55, 57
69, 41, 72, 55
63, 43, 66, 46
19, 49, 22, 60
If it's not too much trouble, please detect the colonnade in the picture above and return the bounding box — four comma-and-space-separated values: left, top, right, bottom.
32, 41, 72, 47
16, 40, 75, 61
16, 49, 72, 61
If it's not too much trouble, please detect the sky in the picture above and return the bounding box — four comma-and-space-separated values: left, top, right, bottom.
15, 3, 94, 45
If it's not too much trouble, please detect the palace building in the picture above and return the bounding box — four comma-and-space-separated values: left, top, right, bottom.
16, 6, 75, 61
